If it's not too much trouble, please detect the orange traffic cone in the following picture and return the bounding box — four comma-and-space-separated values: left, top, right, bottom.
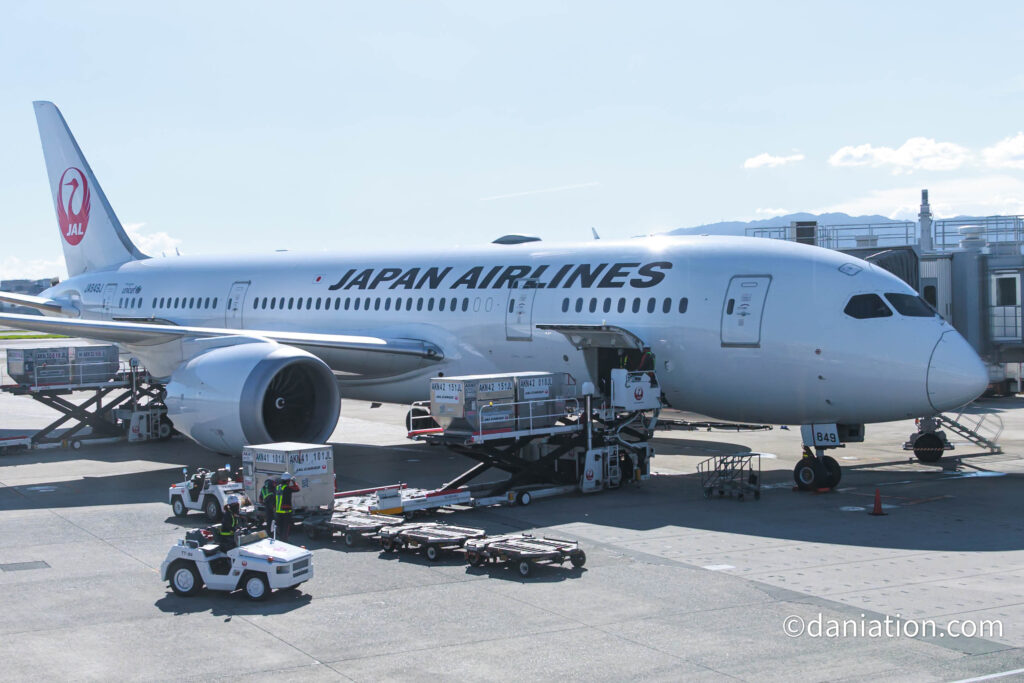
869, 488, 887, 516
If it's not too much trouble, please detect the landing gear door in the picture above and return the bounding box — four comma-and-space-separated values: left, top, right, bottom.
721, 275, 771, 347
505, 279, 538, 341
225, 281, 250, 329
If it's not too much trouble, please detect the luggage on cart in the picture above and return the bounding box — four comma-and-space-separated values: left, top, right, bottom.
378, 522, 486, 561
697, 452, 761, 500
463, 533, 586, 577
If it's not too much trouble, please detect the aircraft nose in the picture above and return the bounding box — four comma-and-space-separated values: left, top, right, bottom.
927, 331, 988, 413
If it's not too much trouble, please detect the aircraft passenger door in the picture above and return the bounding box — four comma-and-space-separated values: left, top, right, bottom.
225, 281, 251, 329
100, 283, 117, 318
505, 279, 538, 341
721, 275, 771, 347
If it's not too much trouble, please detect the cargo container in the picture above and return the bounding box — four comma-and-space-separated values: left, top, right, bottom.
7, 347, 71, 385
6, 345, 120, 387
69, 345, 120, 384
514, 372, 571, 430
241, 442, 335, 512
430, 374, 516, 433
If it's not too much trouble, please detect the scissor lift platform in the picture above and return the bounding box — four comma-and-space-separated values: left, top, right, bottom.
378, 522, 487, 561
463, 533, 586, 577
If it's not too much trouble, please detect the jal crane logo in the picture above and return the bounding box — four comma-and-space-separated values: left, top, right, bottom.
634, 386, 644, 402
57, 167, 90, 246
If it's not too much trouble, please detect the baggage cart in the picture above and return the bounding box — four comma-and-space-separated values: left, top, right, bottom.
463, 533, 586, 577
377, 522, 487, 561
303, 510, 404, 545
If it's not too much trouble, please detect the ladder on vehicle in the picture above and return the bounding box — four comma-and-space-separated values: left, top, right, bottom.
938, 408, 1003, 454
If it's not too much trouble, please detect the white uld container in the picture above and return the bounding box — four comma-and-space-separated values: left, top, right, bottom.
430, 374, 516, 433
241, 442, 335, 511
514, 372, 568, 430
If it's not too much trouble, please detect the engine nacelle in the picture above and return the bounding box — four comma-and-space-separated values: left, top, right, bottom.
165, 342, 340, 454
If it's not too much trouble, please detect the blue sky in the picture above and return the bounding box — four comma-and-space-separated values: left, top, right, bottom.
2, 1, 1024, 278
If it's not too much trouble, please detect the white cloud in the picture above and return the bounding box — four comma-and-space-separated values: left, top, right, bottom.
0, 255, 66, 281
828, 137, 971, 174
123, 222, 183, 256
743, 152, 804, 169
755, 207, 792, 217
982, 132, 1024, 169
816, 175, 1024, 220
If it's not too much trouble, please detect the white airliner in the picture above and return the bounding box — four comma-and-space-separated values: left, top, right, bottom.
0, 102, 988, 488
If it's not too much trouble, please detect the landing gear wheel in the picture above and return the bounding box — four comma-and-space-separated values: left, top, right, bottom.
425, 545, 439, 562
913, 433, 945, 463
466, 551, 484, 566
570, 550, 586, 568
517, 491, 532, 506
518, 560, 532, 577
381, 536, 397, 552
157, 420, 173, 441
204, 496, 221, 521
822, 455, 842, 488
169, 561, 202, 597
343, 531, 356, 547
793, 459, 824, 491
171, 496, 188, 518
243, 573, 270, 601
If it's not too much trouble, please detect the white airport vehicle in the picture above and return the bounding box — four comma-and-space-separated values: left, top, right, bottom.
168, 466, 247, 521
160, 528, 313, 601
0, 102, 991, 489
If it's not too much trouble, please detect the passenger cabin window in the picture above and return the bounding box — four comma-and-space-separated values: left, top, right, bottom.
678, 297, 688, 313
884, 293, 936, 317
844, 293, 893, 319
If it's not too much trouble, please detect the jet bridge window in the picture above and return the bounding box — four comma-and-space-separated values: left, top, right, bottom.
844, 293, 892, 319
884, 293, 936, 317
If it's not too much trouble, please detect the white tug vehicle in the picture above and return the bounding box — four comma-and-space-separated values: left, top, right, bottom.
160, 527, 314, 601
168, 466, 247, 521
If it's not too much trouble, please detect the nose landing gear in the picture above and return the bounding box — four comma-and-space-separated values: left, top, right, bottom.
793, 447, 842, 490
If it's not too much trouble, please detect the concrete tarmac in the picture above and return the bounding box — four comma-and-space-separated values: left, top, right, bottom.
1, 343, 1023, 680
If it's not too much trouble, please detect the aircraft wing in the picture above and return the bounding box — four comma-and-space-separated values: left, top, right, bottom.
0, 291, 77, 316
0, 312, 444, 362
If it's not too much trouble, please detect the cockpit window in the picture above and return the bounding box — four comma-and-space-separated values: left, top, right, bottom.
885, 293, 936, 317
844, 293, 892, 319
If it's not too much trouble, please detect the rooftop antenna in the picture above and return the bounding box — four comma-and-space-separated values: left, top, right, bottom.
591, 227, 600, 240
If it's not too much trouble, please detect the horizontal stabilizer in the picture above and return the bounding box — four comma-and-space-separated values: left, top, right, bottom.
0, 291, 78, 316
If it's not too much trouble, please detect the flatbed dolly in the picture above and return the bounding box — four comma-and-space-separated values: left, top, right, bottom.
303, 509, 404, 545
463, 533, 586, 577
378, 521, 487, 561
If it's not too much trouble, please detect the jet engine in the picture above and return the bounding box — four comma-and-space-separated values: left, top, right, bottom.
164, 342, 340, 454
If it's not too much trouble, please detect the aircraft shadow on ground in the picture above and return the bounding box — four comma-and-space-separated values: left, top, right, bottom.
3, 436, 1022, 554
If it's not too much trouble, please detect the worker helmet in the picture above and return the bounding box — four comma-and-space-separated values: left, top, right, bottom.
224, 494, 241, 512
280, 472, 293, 481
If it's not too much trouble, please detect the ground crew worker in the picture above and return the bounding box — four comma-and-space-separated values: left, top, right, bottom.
217, 495, 241, 551
636, 346, 657, 385
274, 472, 301, 541
258, 476, 278, 529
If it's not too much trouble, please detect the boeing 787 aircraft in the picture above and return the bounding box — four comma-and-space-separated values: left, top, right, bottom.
0, 102, 988, 489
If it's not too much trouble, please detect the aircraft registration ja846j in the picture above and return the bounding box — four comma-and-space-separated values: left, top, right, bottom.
0, 102, 988, 488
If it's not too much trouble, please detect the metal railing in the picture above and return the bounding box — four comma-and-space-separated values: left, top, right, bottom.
935, 216, 1024, 251
746, 222, 916, 249
5, 359, 126, 388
